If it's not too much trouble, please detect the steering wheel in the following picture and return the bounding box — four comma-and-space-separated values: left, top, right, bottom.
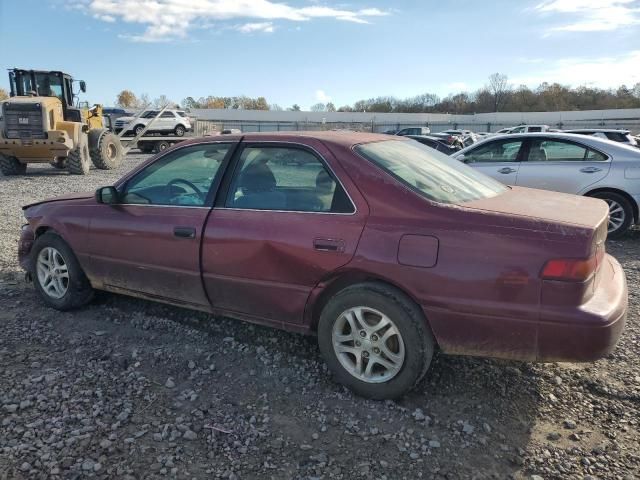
167, 178, 204, 202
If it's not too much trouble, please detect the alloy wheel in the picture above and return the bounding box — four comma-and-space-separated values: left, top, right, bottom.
36, 247, 69, 299
605, 199, 625, 233
332, 306, 405, 383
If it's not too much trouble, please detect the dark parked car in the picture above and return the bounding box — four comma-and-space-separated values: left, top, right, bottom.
405, 134, 459, 154
19, 132, 627, 399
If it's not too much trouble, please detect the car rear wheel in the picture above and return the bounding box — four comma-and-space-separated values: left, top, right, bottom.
589, 191, 633, 239
174, 125, 186, 137
317, 282, 434, 399
154, 141, 170, 153
31, 233, 94, 310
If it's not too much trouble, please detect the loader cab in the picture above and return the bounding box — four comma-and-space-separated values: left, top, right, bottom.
8, 69, 85, 123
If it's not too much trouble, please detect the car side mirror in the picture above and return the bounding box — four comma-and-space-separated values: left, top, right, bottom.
79, 80, 87, 93
95, 186, 119, 204
457, 153, 469, 163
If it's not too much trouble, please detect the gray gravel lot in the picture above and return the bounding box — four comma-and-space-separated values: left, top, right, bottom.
0, 154, 639, 479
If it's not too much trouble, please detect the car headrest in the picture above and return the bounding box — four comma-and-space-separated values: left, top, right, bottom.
316, 169, 333, 193
238, 161, 277, 193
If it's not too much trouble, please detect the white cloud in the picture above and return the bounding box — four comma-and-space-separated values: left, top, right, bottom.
315, 89, 331, 103
511, 50, 640, 88
237, 22, 274, 33
535, 0, 640, 33
76, 0, 387, 42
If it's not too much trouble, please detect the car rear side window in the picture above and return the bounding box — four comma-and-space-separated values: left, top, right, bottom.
225, 146, 354, 213
355, 140, 507, 204
527, 139, 607, 162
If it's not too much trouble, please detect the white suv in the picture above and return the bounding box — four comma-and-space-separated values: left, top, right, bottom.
114, 110, 192, 137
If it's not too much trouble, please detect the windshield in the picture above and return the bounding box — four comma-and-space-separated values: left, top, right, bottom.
355, 140, 507, 204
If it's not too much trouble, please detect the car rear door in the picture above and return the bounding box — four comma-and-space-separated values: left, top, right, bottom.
86, 141, 236, 308
459, 137, 525, 185
201, 139, 368, 326
514, 137, 611, 194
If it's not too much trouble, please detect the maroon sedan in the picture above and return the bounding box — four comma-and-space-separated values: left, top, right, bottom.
18, 132, 627, 399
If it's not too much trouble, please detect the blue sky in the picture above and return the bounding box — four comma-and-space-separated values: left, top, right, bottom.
1, 0, 639, 109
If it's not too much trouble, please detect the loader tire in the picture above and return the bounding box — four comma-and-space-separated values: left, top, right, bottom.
89, 129, 123, 170
67, 135, 91, 175
0, 154, 27, 176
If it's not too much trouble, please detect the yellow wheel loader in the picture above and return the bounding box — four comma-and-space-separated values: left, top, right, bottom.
0, 68, 123, 175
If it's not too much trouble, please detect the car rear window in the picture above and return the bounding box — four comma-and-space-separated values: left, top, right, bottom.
605, 132, 630, 142
355, 140, 507, 204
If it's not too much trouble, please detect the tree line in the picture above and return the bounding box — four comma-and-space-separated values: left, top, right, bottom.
111, 73, 640, 114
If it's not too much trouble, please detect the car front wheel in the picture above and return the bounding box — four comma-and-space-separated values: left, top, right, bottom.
318, 282, 434, 399
31, 233, 94, 310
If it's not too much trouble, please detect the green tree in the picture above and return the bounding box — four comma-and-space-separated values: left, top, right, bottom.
289, 104, 301, 111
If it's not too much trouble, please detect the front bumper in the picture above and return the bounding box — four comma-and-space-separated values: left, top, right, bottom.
536, 254, 627, 362
18, 223, 35, 272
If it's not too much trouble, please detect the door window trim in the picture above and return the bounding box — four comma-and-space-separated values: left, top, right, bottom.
116, 140, 240, 209
214, 141, 357, 216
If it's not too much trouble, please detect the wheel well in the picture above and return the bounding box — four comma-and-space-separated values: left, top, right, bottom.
309, 273, 437, 344
585, 187, 638, 223
35, 226, 52, 237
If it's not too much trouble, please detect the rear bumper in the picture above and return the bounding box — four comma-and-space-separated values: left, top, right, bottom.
424, 254, 627, 363
536, 254, 627, 362
0, 131, 73, 161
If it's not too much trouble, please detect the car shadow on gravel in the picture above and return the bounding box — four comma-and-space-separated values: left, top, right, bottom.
86, 291, 543, 476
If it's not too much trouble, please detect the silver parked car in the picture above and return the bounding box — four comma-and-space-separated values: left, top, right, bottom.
453, 132, 640, 237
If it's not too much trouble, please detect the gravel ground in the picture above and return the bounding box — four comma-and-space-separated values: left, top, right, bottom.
0, 154, 639, 480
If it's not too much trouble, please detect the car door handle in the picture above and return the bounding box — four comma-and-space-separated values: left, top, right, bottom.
313, 238, 345, 252
173, 226, 196, 239
580, 167, 602, 173
498, 167, 516, 174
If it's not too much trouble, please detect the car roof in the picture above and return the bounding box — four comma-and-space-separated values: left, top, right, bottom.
455, 131, 640, 155
565, 128, 630, 133
174, 130, 397, 149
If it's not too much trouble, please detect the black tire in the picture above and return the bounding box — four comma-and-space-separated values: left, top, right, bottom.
0, 154, 27, 175
30, 232, 94, 311
67, 134, 91, 175
134, 124, 145, 136
174, 124, 186, 137
88, 129, 124, 170
589, 191, 633, 239
50, 158, 67, 169
317, 282, 435, 400
154, 141, 170, 153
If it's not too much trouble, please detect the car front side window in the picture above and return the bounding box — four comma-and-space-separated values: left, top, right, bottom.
465, 139, 524, 163
120, 144, 231, 206
225, 146, 354, 213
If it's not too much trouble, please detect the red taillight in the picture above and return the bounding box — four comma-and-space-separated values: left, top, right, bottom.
541, 248, 604, 282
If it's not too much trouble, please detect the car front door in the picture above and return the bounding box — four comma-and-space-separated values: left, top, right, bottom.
85, 142, 235, 308
460, 137, 525, 185
202, 141, 368, 326
515, 137, 611, 194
